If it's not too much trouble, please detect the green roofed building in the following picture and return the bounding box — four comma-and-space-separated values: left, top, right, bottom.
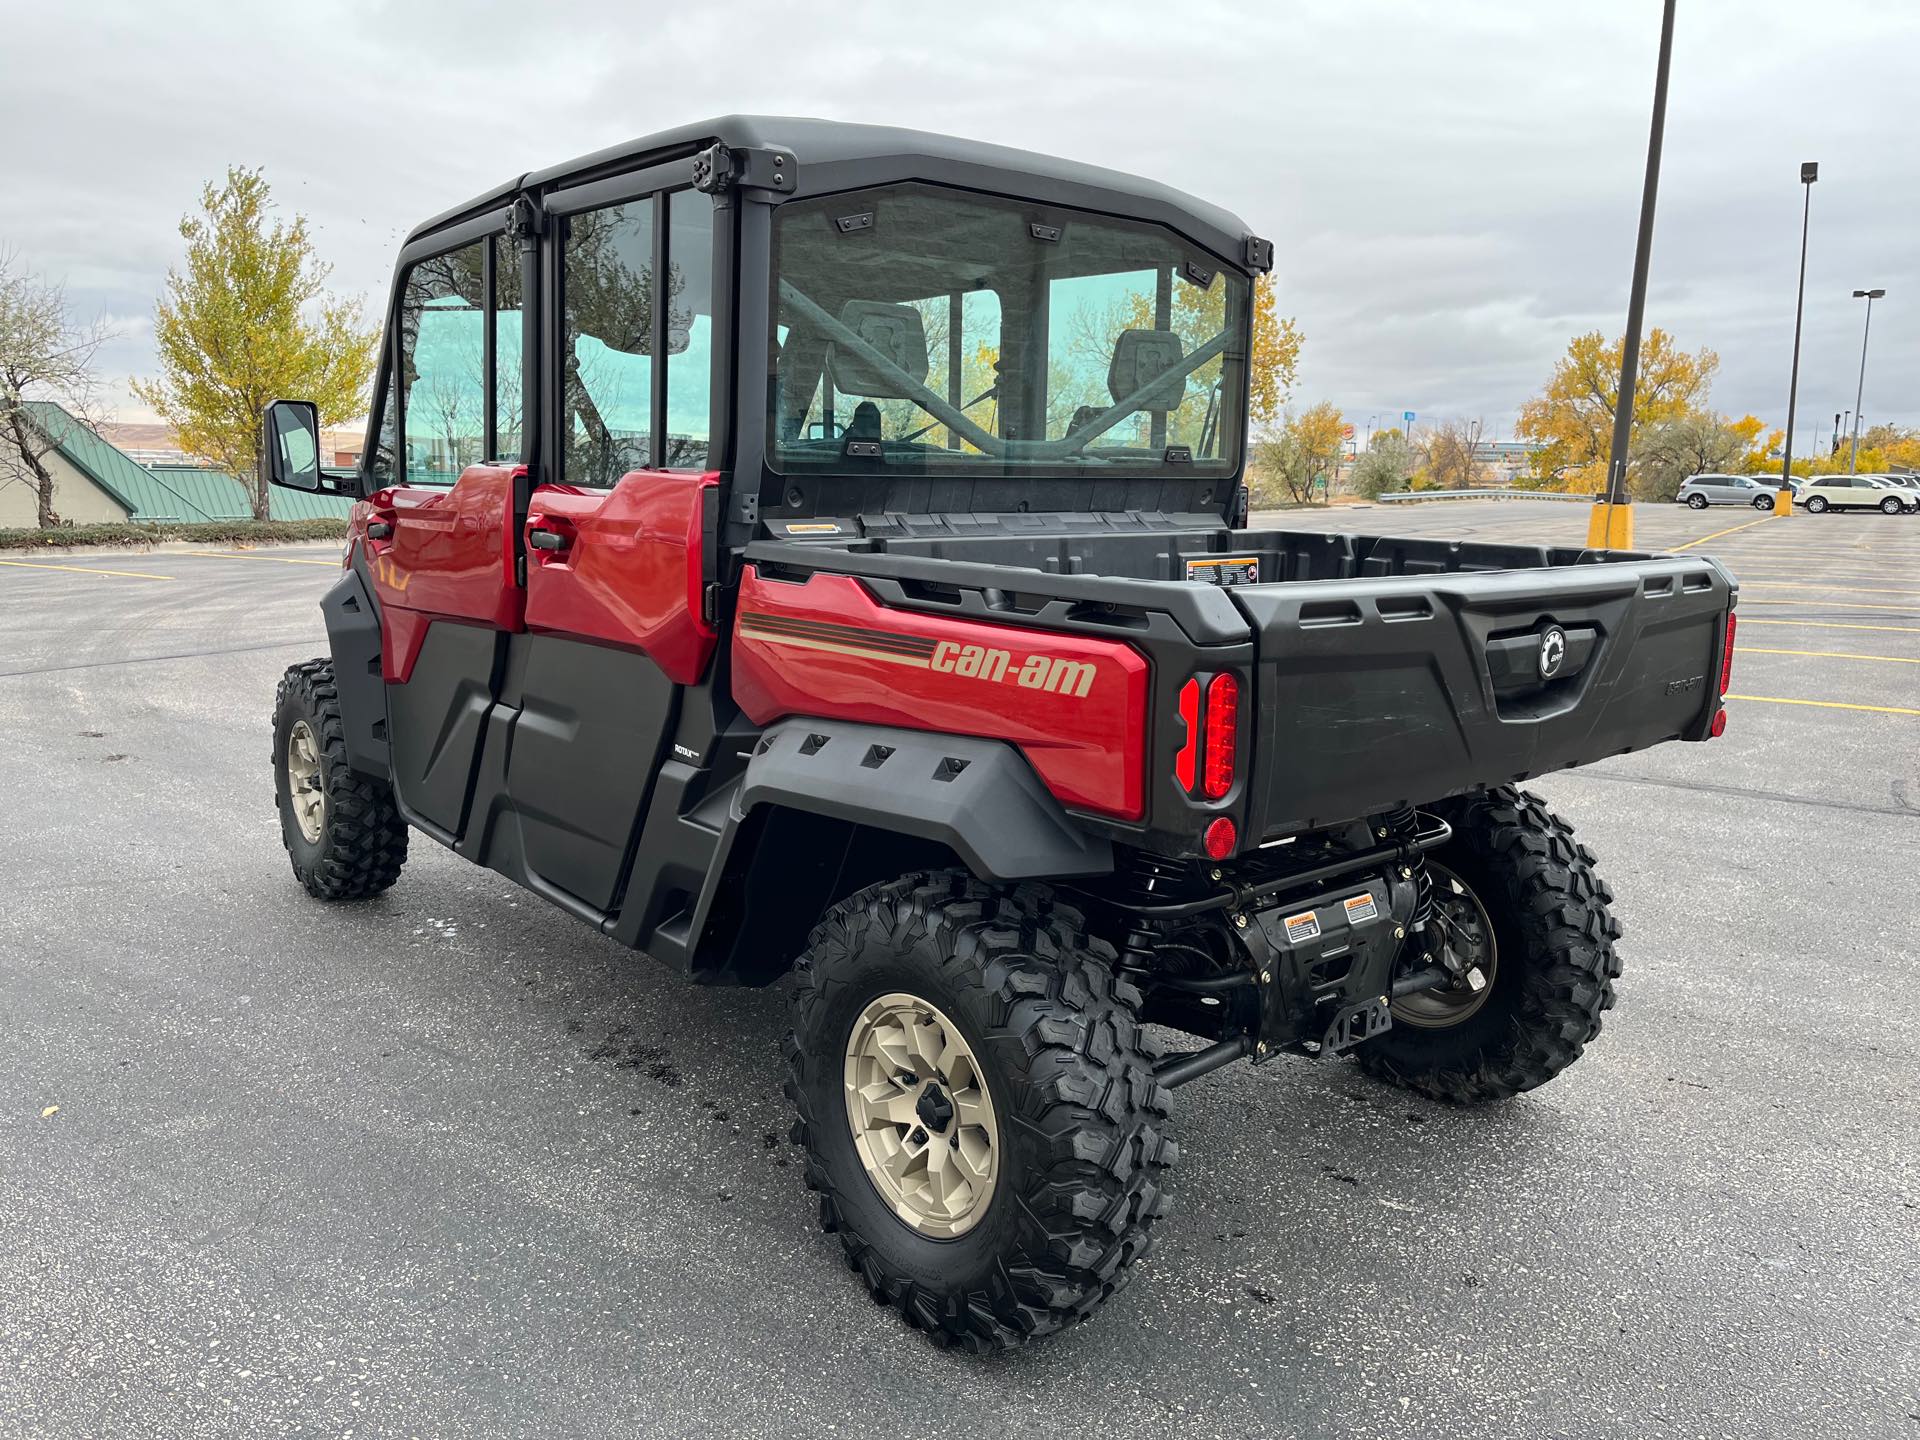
1, 402, 356, 527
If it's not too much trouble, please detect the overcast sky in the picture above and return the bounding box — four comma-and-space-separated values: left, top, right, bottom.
4, 0, 1914, 450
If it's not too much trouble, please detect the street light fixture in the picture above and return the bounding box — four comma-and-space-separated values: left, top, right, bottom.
1847, 287, 1886, 473
1776, 162, 1817, 511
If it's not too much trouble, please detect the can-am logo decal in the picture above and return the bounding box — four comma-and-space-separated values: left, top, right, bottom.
738, 612, 1097, 698
1538, 625, 1567, 679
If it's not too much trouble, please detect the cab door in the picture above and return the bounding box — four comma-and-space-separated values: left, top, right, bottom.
500, 179, 721, 914
363, 228, 527, 841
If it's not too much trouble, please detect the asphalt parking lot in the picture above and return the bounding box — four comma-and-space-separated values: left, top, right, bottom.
3, 502, 1916, 1439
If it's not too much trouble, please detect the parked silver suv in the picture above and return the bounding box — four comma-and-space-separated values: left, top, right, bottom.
1675, 473, 1782, 510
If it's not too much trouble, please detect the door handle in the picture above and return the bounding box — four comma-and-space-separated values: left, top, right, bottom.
528, 528, 570, 553
366, 521, 394, 540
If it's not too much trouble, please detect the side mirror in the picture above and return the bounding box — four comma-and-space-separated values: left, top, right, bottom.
262, 399, 322, 492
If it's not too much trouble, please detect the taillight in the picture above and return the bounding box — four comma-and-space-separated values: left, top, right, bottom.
1202, 672, 1239, 799
1174, 678, 1200, 792
1719, 611, 1737, 695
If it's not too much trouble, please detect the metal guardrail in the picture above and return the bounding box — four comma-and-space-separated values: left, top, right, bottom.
1377, 489, 1590, 503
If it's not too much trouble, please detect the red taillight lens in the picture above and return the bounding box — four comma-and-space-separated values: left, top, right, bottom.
1173, 678, 1200, 792
1710, 707, 1728, 738
1203, 816, 1237, 859
1719, 611, 1737, 695
1202, 672, 1239, 800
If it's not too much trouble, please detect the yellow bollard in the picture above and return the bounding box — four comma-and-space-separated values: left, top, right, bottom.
1586, 498, 1635, 550
1772, 485, 1793, 516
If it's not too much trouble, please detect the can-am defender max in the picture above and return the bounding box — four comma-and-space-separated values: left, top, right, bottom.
262, 117, 1737, 1350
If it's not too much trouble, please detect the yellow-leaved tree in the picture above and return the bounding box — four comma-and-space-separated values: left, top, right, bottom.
1252, 400, 1345, 506
1514, 329, 1718, 492
134, 167, 378, 518
1247, 273, 1303, 435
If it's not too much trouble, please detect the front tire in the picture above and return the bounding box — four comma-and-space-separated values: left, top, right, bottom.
1356, 787, 1622, 1103
785, 871, 1175, 1350
1881, 496, 1903, 515
272, 659, 407, 900
1752, 494, 1774, 510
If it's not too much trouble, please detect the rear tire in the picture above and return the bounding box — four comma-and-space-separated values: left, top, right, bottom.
1686, 493, 1709, 510
1807, 495, 1829, 513
785, 870, 1175, 1350
272, 659, 407, 900
1356, 787, 1622, 1104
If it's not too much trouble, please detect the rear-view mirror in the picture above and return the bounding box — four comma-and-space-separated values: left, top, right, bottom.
263, 399, 322, 492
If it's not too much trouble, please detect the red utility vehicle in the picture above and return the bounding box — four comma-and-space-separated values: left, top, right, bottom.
264, 118, 1738, 1350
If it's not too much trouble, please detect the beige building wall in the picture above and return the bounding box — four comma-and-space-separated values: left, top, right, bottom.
0, 442, 133, 528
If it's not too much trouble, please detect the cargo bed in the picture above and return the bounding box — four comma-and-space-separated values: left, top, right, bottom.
743, 519, 1737, 844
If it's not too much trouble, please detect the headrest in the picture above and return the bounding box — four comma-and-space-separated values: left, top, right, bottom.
829, 300, 929, 398
1107, 328, 1187, 412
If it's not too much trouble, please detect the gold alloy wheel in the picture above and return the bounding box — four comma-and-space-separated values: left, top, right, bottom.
1392, 864, 1500, 1029
286, 719, 326, 845
842, 992, 999, 1238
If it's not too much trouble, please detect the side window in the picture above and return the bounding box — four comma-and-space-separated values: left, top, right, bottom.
399, 241, 488, 485
664, 194, 714, 470
368, 364, 399, 488
562, 199, 656, 486
493, 235, 525, 461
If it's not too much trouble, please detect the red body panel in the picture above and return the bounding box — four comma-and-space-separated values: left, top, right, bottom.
731, 567, 1149, 820
362, 465, 525, 681
524, 471, 719, 686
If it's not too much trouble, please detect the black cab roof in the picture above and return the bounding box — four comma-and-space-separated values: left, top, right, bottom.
407, 115, 1264, 273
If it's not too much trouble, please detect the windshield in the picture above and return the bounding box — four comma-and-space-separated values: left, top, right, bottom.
768, 183, 1249, 478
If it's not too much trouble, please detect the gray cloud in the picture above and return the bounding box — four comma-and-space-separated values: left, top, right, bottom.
4, 0, 1913, 447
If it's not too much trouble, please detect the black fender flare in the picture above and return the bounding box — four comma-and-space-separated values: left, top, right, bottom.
732, 718, 1114, 881
319, 564, 391, 779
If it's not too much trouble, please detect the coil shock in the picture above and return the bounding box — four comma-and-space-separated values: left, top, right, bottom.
1115, 850, 1215, 976
1382, 803, 1435, 931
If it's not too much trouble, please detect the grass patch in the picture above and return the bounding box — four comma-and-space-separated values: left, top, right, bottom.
0, 519, 348, 551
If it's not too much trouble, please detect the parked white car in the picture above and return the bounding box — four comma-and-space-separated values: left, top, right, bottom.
1675, 473, 1783, 510
1800, 475, 1918, 514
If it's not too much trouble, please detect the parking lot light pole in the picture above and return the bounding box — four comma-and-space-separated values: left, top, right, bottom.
1775, 162, 1818, 515
1846, 288, 1885, 473
1590, 0, 1676, 552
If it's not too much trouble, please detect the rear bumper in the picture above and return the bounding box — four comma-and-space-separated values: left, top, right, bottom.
1233, 556, 1735, 836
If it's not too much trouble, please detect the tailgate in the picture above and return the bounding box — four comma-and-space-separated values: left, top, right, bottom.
1232, 557, 1735, 836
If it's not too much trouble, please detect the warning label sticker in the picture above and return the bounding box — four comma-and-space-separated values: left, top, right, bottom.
1282, 909, 1322, 943
784, 521, 842, 535
1343, 892, 1380, 924
1185, 555, 1262, 587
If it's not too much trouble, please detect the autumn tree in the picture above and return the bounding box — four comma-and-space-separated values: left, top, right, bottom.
1826, 422, 1920, 476
0, 248, 111, 527
1632, 413, 1771, 501
1252, 401, 1345, 506
1422, 417, 1486, 490
134, 167, 378, 518
1247, 273, 1303, 434
1349, 429, 1413, 499
1515, 329, 1718, 492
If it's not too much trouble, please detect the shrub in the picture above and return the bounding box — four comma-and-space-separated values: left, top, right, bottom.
0, 519, 348, 551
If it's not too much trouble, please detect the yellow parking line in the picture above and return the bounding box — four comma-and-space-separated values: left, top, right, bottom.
1671, 515, 1782, 550
0, 557, 175, 581
1739, 647, 1920, 665
1739, 581, 1920, 597
1740, 618, 1920, 634
1726, 693, 1920, 717
1739, 598, 1920, 612
180, 550, 340, 567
